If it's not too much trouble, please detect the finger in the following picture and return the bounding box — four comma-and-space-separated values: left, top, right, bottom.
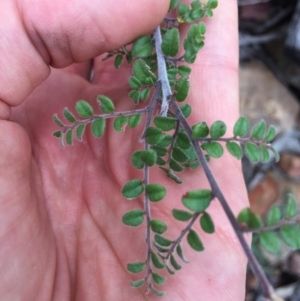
0, 0, 170, 107
62, 61, 93, 81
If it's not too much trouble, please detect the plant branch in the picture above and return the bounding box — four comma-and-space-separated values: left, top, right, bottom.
153, 26, 172, 117
169, 97, 277, 300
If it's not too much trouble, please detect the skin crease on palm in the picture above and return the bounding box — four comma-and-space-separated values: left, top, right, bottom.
0, 0, 250, 300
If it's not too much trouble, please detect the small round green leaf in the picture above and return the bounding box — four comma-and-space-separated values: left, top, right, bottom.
170, 255, 181, 270
210, 121, 226, 139
131, 151, 144, 169
97, 95, 115, 113
281, 225, 300, 249
226, 141, 242, 159
150, 219, 168, 234
174, 77, 190, 102
172, 209, 193, 221
178, 3, 189, 15
128, 77, 142, 89
130, 279, 145, 288
114, 116, 128, 132
145, 127, 164, 145
151, 146, 167, 157
266, 206, 281, 226
286, 194, 297, 218
182, 189, 211, 212
53, 114, 64, 127
251, 120, 266, 139
169, 159, 184, 172
114, 54, 123, 69
176, 132, 191, 149
91, 117, 105, 137
259, 231, 281, 254
122, 210, 144, 227
131, 35, 153, 58
192, 122, 209, 139
127, 262, 145, 273
234, 116, 249, 137
140, 149, 157, 167
169, 0, 180, 10
122, 179, 144, 199
133, 59, 156, 85
202, 142, 223, 158
145, 184, 166, 202
152, 273, 166, 285
76, 100, 93, 118
63, 108, 76, 123
154, 234, 172, 247
140, 88, 150, 101
180, 103, 192, 118
265, 125, 276, 142
237, 208, 263, 230
154, 116, 177, 131
151, 252, 165, 269
176, 244, 189, 263
187, 230, 204, 251
200, 212, 215, 234
161, 27, 180, 57
76, 124, 86, 141
260, 145, 270, 163
66, 130, 73, 145
156, 135, 172, 148
245, 142, 260, 163
172, 147, 189, 163
178, 65, 191, 77
128, 114, 142, 128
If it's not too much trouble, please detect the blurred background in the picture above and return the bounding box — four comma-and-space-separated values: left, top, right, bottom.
238, 0, 300, 300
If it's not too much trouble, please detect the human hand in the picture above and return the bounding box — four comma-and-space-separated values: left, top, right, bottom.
0, 0, 248, 300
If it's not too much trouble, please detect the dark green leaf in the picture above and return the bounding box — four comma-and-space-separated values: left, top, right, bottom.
266, 206, 281, 226
259, 231, 281, 254
251, 120, 266, 139
281, 225, 300, 249
161, 28, 180, 57
200, 212, 215, 234
131, 151, 144, 169
286, 194, 296, 218
140, 88, 150, 101
169, 159, 184, 172
128, 77, 142, 89
130, 279, 144, 288
182, 189, 211, 212
210, 121, 226, 138
234, 116, 249, 137
178, 65, 191, 77
237, 208, 263, 230
97, 95, 115, 113
114, 54, 123, 69
127, 262, 145, 273
156, 157, 166, 166
76, 124, 85, 140
150, 219, 167, 234
53, 114, 64, 127
265, 125, 276, 142
180, 104, 192, 118
145, 127, 164, 145
133, 59, 156, 85
114, 116, 128, 132
154, 234, 172, 247
150, 146, 167, 157
174, 77, 190, 102
128, 90, 140, 104
91, 117, 105, 137
170, 255, 181, 270
145, 184, 166, 202
176, 132, 190, 149
131, 35, 153, 58
205, 8, 213, 17
122, 210, 144, 227
176, 244, 189, 263
178, 3, 189, 15
66, 130, 73, 145
63, 108, 76, 123
53, 131, 62, 138
192, 122, 209, 139
128, 114, 142, 128
154, 116, 177, 131
202, 142, 223, 158
260, 145, 270, 163
140, 149, 157, 167
152, 273, 166, 285
191, 7, 204, 20
172, 147, 189, 163
245, 142, 260, 163
156, 135, 172, 147
187, 230, 204, 251
151, 252, 165, 269
226, 142, 242, 159
169, 0, 180, 10
76, 100, 93, 118
122, 179, 144, 199
172, 209, 193, 221
208, 0, 218, 9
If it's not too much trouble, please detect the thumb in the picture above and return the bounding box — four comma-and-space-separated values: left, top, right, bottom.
0, 0, 169, 107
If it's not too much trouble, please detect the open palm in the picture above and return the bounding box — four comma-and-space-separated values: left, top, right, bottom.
0, 0, 248, 300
